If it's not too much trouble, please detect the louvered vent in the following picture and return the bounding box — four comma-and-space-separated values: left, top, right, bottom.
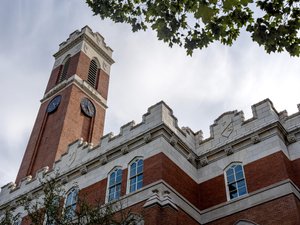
59, 57, 70, 82
87, 60, 98, 88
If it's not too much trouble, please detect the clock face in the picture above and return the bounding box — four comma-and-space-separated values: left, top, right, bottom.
80, 98, 95, 117
47, 95, 62, 113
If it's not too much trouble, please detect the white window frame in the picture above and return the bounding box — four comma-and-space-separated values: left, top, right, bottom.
106, 166, 123, 203
224, 162, 248, 201
126, 157, 144, 194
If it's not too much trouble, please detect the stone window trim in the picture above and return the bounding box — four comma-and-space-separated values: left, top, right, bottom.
106, 166, 123, 203
126, 157, 144, 194
224, 162, 248, 201
64, 187, 79, 219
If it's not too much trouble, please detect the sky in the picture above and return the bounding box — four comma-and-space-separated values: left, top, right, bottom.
0, 0, 299, 188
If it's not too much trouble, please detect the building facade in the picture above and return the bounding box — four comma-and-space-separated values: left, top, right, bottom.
1, 26, 300, 225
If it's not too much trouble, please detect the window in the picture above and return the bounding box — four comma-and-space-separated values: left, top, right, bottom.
108, 167, 123, 202
65, 188, 78, 218
129, 158, 143, 193
225, 163, 247, 200
87, 59, 99, 88
13, 214, 21, 225
58, 55, 70, 83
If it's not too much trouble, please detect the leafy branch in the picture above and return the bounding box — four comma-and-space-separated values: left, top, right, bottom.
86, 0, 300, 56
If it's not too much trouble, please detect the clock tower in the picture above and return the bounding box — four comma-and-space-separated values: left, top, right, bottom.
16, 26, 114, 183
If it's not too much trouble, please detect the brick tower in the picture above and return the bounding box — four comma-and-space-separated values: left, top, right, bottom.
16, 26, 114, 183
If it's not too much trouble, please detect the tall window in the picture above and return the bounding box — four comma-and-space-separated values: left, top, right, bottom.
13, 214, 21, 225
108, 167, 123, 202
87, 59, 99, 88
58, 55, 70, 83
65, 188, 78, 218
129, 158, 143, 193
225, 163, 247, 200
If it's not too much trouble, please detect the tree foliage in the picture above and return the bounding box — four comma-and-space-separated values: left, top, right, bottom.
0, 177, 142, 225
86, 0, 300, 56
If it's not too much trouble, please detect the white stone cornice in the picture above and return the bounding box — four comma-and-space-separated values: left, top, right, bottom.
41, 74, 107, 109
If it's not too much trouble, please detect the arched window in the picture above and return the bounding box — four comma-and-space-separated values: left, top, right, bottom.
225, 163, 248, 200
87, 59, 99, 88
129, 158, 143, 193
58, 55, 70, 83
64, 188, 78, 218
108, 167, 123, 202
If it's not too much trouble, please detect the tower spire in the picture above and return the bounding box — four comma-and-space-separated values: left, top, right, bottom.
16, 26, 114, 183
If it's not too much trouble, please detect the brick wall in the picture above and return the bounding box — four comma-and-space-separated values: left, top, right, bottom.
144, 153, 199, 207
16, 85, 106, 183
245, 151, 292, 193
198, 175, 227, 210
79, 179, 107, 206
207, 194, 300, 225
98, 69, 109, 100
199, 151, 300, 210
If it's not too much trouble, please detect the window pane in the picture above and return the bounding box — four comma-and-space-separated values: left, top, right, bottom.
130, 167, 136, 177
226, 168, 234, 176
235, 165, 242, 173
227, 175, 235, 184
236, 171, 244, 180
230, 191, 238, 199
66, 193, 72, 206
115, 190, 120, 199
137, 159, 143, 167
130, 185, 136, 193
137, 181, 143, 190
228, 183, 237, 192
110, 171, 115, 183
137, 165, 143, 174
72, 190, 78, 203
116, 184, 121, 191
130, 177, 137, 185
137, 174, 143, 182
109, 193, 114, 201
237, 180, 245, 188
116, 173, 122, 183
238, 186, 247, 196
131, 162, 137, 169
117, 168, 122, 176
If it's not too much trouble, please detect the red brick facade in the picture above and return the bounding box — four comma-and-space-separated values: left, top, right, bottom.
207, 194, 300, 225
73, 151, 300, 224
16, 49, 109, 184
